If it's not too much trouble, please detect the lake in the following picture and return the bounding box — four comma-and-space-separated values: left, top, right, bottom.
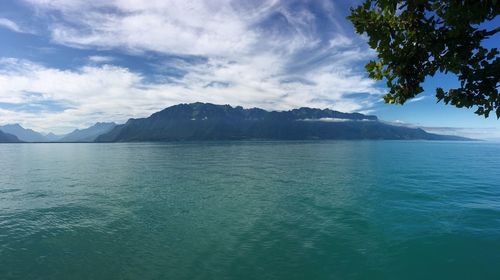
0, 141, 499, 279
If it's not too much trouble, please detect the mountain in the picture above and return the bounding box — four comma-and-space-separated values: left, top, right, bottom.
0, 124, 48, 142
45, 132, 64, 142
96, 103, 470, 142
0, 130, 22, 143
59, 122, 117, 142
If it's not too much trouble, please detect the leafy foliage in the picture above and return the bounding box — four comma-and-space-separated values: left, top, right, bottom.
348, 0, 500, 118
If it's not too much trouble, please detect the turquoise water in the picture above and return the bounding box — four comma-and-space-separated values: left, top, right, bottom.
0, 141, 499, 279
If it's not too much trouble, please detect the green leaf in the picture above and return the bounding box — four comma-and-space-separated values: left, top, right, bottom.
347, 0, 500, 118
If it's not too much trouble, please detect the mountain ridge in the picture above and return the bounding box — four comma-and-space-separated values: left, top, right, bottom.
59, 122, 117, 142
96, 103, 470, 142
0, 129, 22, 143
0, 124, 48, 142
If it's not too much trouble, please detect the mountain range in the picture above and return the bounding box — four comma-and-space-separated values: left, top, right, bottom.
0, 124, 48, 142
59, 122, 117, 142
0, 130, 21, 143
96, 103, 469, 142
0, 122, 116, 143
1, 103, 471, 143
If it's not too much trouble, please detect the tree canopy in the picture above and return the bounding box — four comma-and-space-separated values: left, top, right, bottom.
348, 0, 500, 118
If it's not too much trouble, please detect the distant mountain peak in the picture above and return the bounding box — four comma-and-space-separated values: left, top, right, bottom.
149, 102, 377, 122
0, 123, 48, 142
93, 122, 116, 127
2, 123, 24, 129
96, 103, 466, 142
59, 122, 117, 142
0, 129, 22, 143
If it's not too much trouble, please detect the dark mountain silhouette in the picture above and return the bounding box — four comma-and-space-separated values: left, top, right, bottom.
96, 103, 470, 142
0, 124, 48, 142
0, 130, 22, 143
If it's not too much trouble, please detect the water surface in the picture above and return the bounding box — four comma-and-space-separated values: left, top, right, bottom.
0, 141, 499, 279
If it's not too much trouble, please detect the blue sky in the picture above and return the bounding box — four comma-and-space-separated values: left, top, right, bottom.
0, 0, 498, 138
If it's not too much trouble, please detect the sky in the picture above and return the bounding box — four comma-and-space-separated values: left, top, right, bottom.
0, 0, 498, 138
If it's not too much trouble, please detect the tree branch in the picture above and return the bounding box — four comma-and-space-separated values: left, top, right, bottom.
484, 26, 500, 37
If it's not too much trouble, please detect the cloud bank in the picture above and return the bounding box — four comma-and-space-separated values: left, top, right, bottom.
0, 0, 382, 133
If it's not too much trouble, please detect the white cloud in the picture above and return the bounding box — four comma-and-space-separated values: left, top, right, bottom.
0, 55, 380, 133
88, 55, 115, 63
418, 126, 500, 140
29, 0, 261, 56
22, 0, 365, 58
381, 120, 500, 140
2, 0, 384, 133
0, 18, 30, 33
407, 95, 427, 103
